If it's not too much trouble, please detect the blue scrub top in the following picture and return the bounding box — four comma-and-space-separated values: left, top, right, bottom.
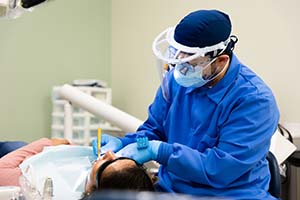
121, 54, 280, 200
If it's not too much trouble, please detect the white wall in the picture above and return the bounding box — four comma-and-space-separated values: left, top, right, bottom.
111, 0, 300, 123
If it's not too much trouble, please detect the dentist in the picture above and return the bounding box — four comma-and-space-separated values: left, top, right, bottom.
93, 9, 280, 199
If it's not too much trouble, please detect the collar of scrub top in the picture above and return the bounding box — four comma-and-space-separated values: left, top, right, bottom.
95, 157, 142, 189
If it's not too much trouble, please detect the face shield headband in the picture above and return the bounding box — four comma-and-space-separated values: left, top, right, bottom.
152, 27, 231, 65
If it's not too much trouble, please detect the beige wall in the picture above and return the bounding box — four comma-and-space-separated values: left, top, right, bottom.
111, 0, 300, 123
0, 0, 111, 142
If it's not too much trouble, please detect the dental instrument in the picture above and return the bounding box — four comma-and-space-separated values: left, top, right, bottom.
98, 128, 101, 159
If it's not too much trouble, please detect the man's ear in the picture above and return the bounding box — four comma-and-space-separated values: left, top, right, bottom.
215, 55, 229, 66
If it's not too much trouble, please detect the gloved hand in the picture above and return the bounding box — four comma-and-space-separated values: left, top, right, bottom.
92, 134, 123, 158
116, 140, 161, 164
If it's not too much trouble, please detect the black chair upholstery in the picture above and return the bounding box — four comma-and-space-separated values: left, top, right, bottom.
266, 151, 281, 198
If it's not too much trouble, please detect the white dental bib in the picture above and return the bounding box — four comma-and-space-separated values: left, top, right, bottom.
19, 145, 94, 200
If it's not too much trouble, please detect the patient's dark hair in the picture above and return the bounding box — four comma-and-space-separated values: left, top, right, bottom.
81, 160, 154, 200
99, 166, 154, 191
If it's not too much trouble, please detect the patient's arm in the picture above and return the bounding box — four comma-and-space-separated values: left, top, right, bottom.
0, 138, 69, 186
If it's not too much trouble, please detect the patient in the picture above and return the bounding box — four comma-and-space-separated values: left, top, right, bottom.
0, 138, 70, 186
0, 138, 154, 199
83, 151, 154, 199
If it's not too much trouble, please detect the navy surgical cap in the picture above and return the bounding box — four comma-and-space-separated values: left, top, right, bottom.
174, 10, 232, 48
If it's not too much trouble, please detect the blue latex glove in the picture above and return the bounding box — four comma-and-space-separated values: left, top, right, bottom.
92, 134, 123, 158
116, 140, 161, 164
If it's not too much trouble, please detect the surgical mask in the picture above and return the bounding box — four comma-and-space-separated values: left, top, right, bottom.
174, 58, 218, 88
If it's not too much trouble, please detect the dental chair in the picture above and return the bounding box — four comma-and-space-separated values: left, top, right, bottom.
267, 151, 281, 198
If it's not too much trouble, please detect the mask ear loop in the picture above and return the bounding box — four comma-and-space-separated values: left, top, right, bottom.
209, 35, 238, 79
200, 49, 230, 83
203, 35, 238, 79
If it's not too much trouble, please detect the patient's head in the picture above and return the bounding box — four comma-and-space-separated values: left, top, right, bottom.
85, 151, 154, 195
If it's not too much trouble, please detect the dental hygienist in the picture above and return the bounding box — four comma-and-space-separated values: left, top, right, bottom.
93, 9, 280, 199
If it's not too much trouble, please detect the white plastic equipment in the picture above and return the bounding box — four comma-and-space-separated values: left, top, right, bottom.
0, 186, 22, 200
58, 84, 143, 133
270, 129, 297, 165
51, 84, 124, 146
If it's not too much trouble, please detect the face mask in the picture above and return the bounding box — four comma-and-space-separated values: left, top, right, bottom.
174, 59, 216, 88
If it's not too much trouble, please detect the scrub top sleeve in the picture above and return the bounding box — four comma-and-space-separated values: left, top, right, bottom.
160, 94, 279, 188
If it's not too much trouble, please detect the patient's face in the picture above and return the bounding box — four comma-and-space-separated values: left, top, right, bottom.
85, 151, 136, 193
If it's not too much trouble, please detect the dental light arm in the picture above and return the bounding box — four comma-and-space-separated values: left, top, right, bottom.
59, 84, 143, 133
21, 0, 47, 8
0, 0, 50, 19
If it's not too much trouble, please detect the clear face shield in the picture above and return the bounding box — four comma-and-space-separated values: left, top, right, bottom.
152, 27, 230, 99
0, 0, 48, 19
